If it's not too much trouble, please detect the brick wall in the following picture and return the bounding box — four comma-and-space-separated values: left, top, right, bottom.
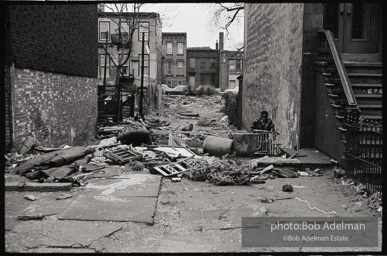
8, 5, 98, 78
243, 3, 304, 148
5, 66, 13, 150
11, 68, 98, 150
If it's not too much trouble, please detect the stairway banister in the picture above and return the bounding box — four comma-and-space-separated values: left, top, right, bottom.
318, 30, 357, 106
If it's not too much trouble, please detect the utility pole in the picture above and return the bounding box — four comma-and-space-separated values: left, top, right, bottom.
102, 32, 108, 94
139, 32, 145, 118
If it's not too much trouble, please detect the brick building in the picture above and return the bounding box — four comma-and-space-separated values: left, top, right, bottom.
186, 47, 219, 89
219, 50, 244, 91
98, 11, 162, 92
161, 32, 187, 87
242, 3, 382, 164
218, 32, 244, 92
5, 5, 99, 151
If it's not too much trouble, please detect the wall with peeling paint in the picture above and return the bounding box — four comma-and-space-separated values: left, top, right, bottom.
243, 3, 304, 148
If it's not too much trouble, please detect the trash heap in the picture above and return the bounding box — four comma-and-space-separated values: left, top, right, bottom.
184, 158, 252, 185
6, 113, 317, 188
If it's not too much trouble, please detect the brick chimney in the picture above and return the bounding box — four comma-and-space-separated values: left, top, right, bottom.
216, 40, 219, 50
219, 32, 224, 50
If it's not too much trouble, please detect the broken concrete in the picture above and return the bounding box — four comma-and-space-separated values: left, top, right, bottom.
59, 174, 161, 223
5, 182, 72, 192
6, 221, 123, 250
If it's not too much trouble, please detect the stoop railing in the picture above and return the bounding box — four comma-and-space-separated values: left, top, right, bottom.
344, 110, 382, 193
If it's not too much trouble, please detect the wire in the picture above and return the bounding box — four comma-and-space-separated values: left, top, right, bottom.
294, 197, 338, 215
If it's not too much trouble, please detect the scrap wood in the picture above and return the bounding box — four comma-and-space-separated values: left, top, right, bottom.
289, 153, 306, 159
179, 112, 200, 117
259, 196, 294, 203
153, 146, 195, 158
153, 156, 194, 177
71, 168, 105, 179
249, 156, 301, 168
184, 158, 252, 185
142, 161, 170, 166
218, 206, 232, 220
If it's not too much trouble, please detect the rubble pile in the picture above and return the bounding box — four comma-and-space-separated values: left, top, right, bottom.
184, 158, 252, 185
335, 175, 383, 214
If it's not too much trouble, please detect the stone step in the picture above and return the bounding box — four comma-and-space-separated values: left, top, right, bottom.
348, 73, 382, 84
344, 61, 382, 73
341, 53, 382, 62
355, 94, 382, 105
361, 115, 382, 120
351, 84, 382, 95
358, 104, 382, 116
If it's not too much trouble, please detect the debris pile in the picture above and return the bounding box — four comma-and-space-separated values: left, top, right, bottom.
184, 158, 252, 185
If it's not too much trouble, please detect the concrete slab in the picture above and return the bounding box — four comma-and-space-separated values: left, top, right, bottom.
158, 237, 214, 252
87, 166, 125, 178
5, 182, 72, 192
83, 173, 161, 197
7, 220, 123, 249
59, 174, 161, 223
17, 192, 74, 219
5, 192, 35, 231
280, 147, 333, 166
58, 195, 157, 223
27, 248, 96, 253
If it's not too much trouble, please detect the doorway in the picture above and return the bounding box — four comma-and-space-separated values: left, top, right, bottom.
324, 3, 381, 54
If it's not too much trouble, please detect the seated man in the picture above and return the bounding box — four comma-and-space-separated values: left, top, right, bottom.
250, 110, 275, 132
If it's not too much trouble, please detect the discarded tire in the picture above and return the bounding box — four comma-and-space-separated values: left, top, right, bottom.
203, 136, 234, 157
117, 129, 152, 147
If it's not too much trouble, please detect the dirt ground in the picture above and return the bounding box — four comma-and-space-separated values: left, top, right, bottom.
4, 94, 382, 253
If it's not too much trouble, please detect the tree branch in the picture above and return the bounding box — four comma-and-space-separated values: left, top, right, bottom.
231, 46, 244, 57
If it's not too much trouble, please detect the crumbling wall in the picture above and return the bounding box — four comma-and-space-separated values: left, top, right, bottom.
243, 3, 304, 148
11, 68, 98, 149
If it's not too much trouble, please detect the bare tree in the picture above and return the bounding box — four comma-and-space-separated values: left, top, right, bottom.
211, 3, 244, 32
99, 3, 154, 97
210, 3, 244, 52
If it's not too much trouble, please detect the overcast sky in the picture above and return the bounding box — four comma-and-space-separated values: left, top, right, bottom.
113, 3, 245, 51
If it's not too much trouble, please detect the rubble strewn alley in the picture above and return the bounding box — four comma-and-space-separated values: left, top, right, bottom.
4, 3, 383, 254
5, 94, 382, 253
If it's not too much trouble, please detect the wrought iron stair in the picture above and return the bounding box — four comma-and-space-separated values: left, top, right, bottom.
316, 30, 382, 173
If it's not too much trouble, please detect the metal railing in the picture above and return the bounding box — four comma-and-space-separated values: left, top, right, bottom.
344, 111, 382, 192
344, 153, 382, 193
317, 30, 357, 106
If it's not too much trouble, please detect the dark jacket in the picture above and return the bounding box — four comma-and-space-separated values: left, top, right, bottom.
251, 118, 275, 131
